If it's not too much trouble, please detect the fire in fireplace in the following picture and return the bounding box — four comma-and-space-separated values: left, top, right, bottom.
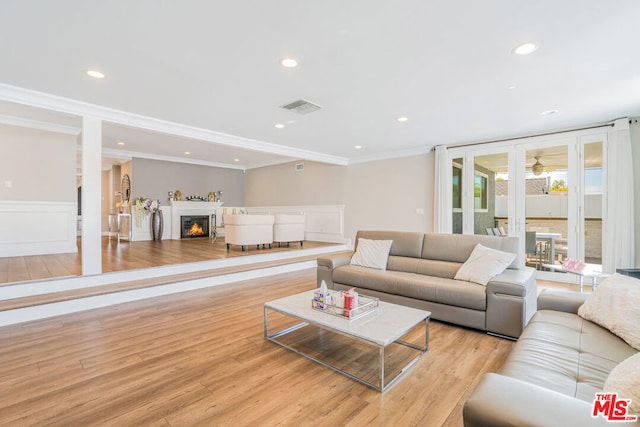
181, 215, 210, 238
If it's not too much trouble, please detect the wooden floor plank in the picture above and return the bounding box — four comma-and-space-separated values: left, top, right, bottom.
23, 256, 51, 281
0, 258, 7, 283
7, 257, 30, 283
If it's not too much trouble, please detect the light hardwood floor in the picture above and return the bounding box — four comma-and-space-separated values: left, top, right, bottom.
0, 268, 526, 426
0, 237, 337, 285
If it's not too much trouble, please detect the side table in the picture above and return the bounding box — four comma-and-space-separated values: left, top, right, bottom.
210, 212, 224, 243
616, 268, 640, 279
542, 263, 607, 292
108, 213, 132, 243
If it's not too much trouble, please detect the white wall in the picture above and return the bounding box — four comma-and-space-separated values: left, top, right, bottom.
244, 154, 434, 244
0, 124, 76, 202
496, 194, 601, 219
0, 123, 78, 256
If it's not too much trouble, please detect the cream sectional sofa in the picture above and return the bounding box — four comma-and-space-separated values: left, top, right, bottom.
316, 230, 537, 338
464, 288, 640, 426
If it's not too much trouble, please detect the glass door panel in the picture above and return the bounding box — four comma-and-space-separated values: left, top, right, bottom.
583, 141, 603, 267
452, 157, 463, 234
473, 152, 509, 236
524, 146, 569, 271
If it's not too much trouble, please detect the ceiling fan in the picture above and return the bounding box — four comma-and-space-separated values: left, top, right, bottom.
532, 156, 544, 176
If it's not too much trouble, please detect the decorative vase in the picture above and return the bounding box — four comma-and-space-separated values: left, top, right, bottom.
151, 210, 163, 241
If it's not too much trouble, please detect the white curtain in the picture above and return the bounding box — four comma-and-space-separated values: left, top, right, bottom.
603, 118, 635, 273
433, 145, 452, 233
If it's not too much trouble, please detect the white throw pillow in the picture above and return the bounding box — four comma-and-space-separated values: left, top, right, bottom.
350, 238, 393, 270
604, 352, 640, 416
454, 243, 516, 286
578, 274, 640, 351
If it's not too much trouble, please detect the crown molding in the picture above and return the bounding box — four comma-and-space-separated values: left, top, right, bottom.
0, 84, 349, 166
0, 113, 80, 135
102, 148, 247, 171
347, 145, 433, 165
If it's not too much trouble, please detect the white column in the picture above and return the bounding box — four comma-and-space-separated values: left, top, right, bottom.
81, 116, 102, 275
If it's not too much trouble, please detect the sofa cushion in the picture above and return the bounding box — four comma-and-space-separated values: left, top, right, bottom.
355, 230, 424, 258
604, 352, 640, 416
333, 265, 486, 310
350, 238, 393, 270
422, 233, 520, 269
578, 273, 640, 351
454, 244, 516, 285
500, 310, 637, 402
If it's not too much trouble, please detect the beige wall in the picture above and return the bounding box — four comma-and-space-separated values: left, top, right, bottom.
244, 160, 344, 206
244, 154, 435, 243
0, 124, 77, 202
130, 158, 245, 206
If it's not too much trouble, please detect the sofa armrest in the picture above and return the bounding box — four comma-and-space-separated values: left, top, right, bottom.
464, 373, 617, 427
316, 251, 353, 289
485, 267, 537, 338
537, 289, 589, 314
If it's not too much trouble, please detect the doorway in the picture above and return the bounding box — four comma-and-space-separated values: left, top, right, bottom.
448, 131, 606, 281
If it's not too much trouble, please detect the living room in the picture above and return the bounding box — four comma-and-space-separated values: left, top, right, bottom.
1, 2, 640, 425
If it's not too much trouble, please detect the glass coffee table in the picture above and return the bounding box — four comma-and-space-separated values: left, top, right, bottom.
264, 290, 430, 392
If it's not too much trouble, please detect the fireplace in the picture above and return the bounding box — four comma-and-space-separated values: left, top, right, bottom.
181, 215, 210, 238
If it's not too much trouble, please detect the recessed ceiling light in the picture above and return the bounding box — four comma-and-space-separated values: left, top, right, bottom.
86, 69, 105, 79
354, 145, 363, 149
234, 158, 240, 162
280, 57, 298, 68
116, 141, 125, 146
396, 117, 408, 122
512, 42, 538, 55
540, 109, 559, 116
274, 123, 285, 129
184, 151, 190, 155
508, 85, 517, 90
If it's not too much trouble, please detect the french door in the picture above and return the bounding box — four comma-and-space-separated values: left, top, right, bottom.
449, 131, 605, 281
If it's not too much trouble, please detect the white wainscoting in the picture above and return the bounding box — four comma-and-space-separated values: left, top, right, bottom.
0, 201, 78, 257
245, 205, 346, 244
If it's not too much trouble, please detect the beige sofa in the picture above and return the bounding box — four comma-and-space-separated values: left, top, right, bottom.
463, 289, 639, 426
317, 231, 537, 338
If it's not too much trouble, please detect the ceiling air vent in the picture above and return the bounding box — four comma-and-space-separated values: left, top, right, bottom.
280, 99, 322, 115
295, 162, 304, 171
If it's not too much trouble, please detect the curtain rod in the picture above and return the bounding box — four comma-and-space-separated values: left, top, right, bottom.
438, 121, 615, 150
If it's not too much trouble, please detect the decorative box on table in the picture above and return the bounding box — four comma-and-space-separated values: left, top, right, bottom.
312, 289, 379, 320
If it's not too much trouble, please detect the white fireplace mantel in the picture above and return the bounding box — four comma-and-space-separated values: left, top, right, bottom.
170, 201, 223, 240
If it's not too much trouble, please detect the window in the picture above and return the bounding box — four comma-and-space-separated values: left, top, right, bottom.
453, 163, 488, 212
452, 163, 462, 210
474, 171, 488, 211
